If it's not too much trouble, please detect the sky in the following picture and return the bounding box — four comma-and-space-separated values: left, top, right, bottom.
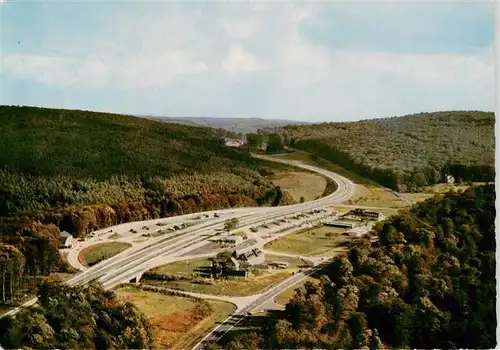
0, 0, 496, 122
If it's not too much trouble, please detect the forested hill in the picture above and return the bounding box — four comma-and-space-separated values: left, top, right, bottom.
0, 105, 293, 219
231, 184, 496, 350
277, 111, 495, 191
0, 105, 240, 179
0, 106, 292, 297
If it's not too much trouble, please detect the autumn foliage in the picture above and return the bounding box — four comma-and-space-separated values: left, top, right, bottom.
244, 184, 496, 349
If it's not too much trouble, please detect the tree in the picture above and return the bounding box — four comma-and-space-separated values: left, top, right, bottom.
412, 172, 428, 188
0, 308, 55, 349
246, 133, 264, 149
300, 196, 305, 203
0, 244, 25, 302
266, 133, 285, 154
227, 332, 261, 350
0, 281, 156, 349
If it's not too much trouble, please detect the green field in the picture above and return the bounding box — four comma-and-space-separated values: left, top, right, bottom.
270, 171, 327, 202
145, 270, 295, 297
264, 254, 306, 269
269, 151, 410, 208
269, 151, 377, 186
264, 226, 353, 257
78, 242, 131, 266
115, 285, 236, 350
148, 258, 213, 278
142, 254, 301, 297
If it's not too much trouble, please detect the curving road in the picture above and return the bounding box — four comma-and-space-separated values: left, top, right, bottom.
1, 152, 355, 320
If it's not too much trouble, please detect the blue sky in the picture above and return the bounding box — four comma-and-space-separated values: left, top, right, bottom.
0, 0, 495, 122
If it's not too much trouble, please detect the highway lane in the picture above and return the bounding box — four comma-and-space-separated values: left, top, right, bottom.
2, 153, 355, 319
101, 209, 332, 289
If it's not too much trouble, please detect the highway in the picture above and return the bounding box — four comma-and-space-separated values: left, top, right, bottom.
1, 152, 355, 321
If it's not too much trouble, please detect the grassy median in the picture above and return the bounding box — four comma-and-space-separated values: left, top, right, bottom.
78, 242, 131, 266
264, 226, 352, 257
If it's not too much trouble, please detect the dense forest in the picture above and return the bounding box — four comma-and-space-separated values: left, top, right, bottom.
0, 282, 156, 349
263, 111, 495, 190
224, 184, 496, 349
0, 106, 294, 305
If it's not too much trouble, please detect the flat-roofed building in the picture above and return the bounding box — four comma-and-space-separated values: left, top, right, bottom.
324, 220, 358, 228
346, 226, 370, 237
270, 261, 289, 269
232, 246, 265, 266
348, 209, 385, 221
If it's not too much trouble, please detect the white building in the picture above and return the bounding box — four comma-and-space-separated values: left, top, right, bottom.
59, 231, 74, 248
346, 226, 370, 237
445, 174, 455, 184
270, 261, 289, 269
232, 247, 265, 266
224, 138, 244, 147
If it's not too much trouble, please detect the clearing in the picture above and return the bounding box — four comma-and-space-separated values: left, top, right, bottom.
115, 285, 236, 350
269, 151, 408, 208
141, 254, 304, 297
404, 182, 484, 202
270, 171, 327, 202
144, 271, 295, 297
268, 151, 376, 186
148, 257, 213, 278
345, 184, 408, 208
264, 225, 353, 257
78, 242, 131, 266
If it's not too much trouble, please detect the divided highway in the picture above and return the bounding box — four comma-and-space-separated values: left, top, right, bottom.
1, 153, 355, 320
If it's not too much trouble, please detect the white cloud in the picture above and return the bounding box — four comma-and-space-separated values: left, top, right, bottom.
222, 44, 266, 75
117, 51, 207, 88
3, 54, 108, 86
3, 51, 208, 89
220, 18, 260, 38
2, 2, 494, 120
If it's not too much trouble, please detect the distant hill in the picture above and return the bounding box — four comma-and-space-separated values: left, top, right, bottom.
279, 111, 495, 190
141, 116, 310, 135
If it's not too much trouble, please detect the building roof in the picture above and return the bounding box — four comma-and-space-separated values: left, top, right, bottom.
60, 231, 72, 238
236, 247, 263, 262
59, 235, 73, 246
229, 257, 240, 270
324, 220, 358, 227
346, 226, 370, 236
226, 235, 242, 241
233, 239, 258, 256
